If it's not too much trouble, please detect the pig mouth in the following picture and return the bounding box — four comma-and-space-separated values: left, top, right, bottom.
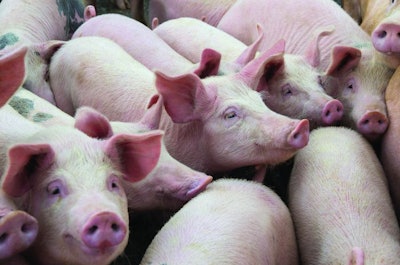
63, 233, 118, 258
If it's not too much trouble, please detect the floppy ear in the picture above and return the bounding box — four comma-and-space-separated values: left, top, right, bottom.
234, 23, 264, 68
33, 40, 66, 63
0, 46, 27, 107
2, 144, 55, 197
304, 25, 335, 67
325, 46, 361, 77
155, 70, 216, 123
193, 48, 221, 78
104, 130, 163, 182
74, 106, 114, 139
138, 94, 163, 130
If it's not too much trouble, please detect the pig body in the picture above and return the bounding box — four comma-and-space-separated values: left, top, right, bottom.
72, 13, 220, 77
50, 36, 310, 176
142, 0, 235, 26
0, 0, 86, 104
154, 17, 344, 128
217, 0, 395, 140
0, 103, 163, 265
380, 67, 400, 219
288, 127, 400, 264
140, 178, 298, 265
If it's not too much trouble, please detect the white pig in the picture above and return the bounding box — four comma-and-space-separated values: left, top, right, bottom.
288, 127, 400, 265
217, 0, 395, 141
50, 36, 310, 177
140, 178, 298, 265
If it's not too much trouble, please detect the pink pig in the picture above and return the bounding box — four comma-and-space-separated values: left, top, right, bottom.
50, 36, 310, 177
140, 178, 299, 265
0, 0, 89, 104
217, 0, 395, 141
288, 127, 400, 265
154, 17, 344, 128
0, 104, 163, 265
72, 12, 220, 77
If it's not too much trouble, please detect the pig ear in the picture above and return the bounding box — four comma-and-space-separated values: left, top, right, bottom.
193, 48, 221, 78
138, 94, 163, 130
84, 5, 97, 21
155, 71, 215, 123
2, 144, 55, 197
151, 17, 159, 29
325, 46, 362, 77
304, 25, 335, 67
237, 39, 285, 89
256, 54, 285, 92
347, 247, 364, 265
104, 131, 163, 182
0, 46, 27, 107
33, 40, 66, 63
234, 24, 264, 67
74, 107, 114, 139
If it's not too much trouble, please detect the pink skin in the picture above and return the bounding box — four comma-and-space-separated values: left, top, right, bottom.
0, 0, 86, 104
50, 36, 309, 176
73, 12, 220, 77
381, 67, 400, 219
0, 105, 163, 265
140, 179, 299, 265
288, 127, 400, 265
142, 0, 236, 26
0, 46, 27, 107
216, 0, 394, 140
75, 103, 214, 211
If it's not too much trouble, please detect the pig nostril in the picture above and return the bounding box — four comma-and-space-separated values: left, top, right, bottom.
293, 132, 300, 139
111, 223, 120, 232
325, 110, 330, 117
378, 31, 387, 39
88, 225, 98, 235
0, 233, 8, 244
362, 119, 369, 125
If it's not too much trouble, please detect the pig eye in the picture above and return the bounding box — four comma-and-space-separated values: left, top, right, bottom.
224, 111, 237, 119
46, 180, 66, 199
107, 175, 123, 195
282, 84, 293, 98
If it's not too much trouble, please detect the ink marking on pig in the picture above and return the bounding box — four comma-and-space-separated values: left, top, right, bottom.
0, 33, 19, 50
8, 96, 34, 118
33, 112, 54, 122
56, 0, 85, 37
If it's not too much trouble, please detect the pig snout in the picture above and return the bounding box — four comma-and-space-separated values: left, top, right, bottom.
357, 111, 389, 139
287, 119, 310, 149
0, 210, 38, 259
321, 99, 344, 125
372, 23, 400, 54
81, 212, 127, 252
182, 176, 213, 200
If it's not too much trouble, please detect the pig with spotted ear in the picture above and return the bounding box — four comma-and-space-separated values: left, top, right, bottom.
288, 127, 400, 265
153, 18, 343, 129
0, 0, 95, 104
50, 36, 310, 179
74, 95, 213, 211
142, 0, 236, 26
73, 12, 221, 78
140, 178, 299, 265
216, 0, 395, 141
381, 67, 400, 220
0, 101, 164, 264
0, 46, 40, 265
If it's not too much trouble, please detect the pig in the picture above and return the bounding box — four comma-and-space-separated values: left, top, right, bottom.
153, 17, 344, 128
0, 103, 163, 265
216, 0, 395, 141
49, 36, 310, 178
288, 127, 400, 265
380, 66, 400, 219
140, 178, 298, 265
361, 0, 400, 69
141, 0, 236, 26
72, 12, 221, 77
0, 0, 87, 104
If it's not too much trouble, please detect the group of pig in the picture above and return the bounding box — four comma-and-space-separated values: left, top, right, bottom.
1, 0, 400, 264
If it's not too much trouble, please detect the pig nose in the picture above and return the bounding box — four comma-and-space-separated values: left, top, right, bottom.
357, 111, 389, 137
81, 212, 127, 250
322, 99, 344, 125
0, 210, 38, 259
372, 23, 400, 53
287, 119, 309, 149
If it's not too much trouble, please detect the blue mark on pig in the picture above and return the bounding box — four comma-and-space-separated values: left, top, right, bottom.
33, 112, 54, 123
8, 96, 34, 118
0, 33, 19, 50
56, 0, 85, 37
